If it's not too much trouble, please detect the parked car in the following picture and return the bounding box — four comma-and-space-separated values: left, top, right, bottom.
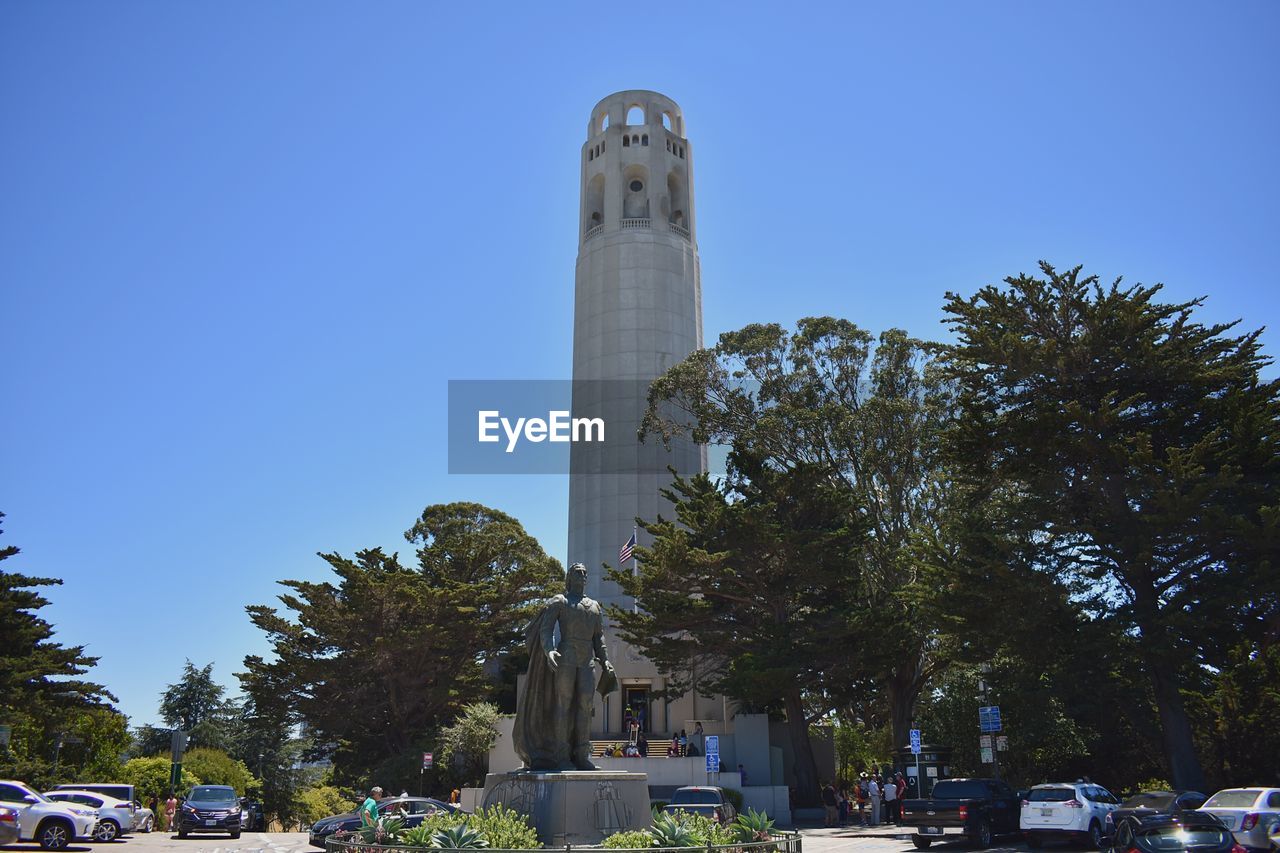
44, 790, 135, 841
308, 796, 458, 848
178, 785, 243, 839
0, 779, 98, 850
901, 777, 1022, 849
0, 806, 20, 846
1106, 791, 1209, 848
1021, 782, 1120, 849
1121, 811, 1243, 853
239, 798, 264, 831
132, 801, 155, 832
665, 786, 738, 824
1199, 788, 1280, 852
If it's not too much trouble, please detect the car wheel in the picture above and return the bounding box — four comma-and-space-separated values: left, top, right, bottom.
1088, 820, 1103, 850
178, 828, 188, 838
1027, 833, 1043, 849
142, 815, 154, 833
969, 819, 992, 849
37, 819, 72, 851
912, 836, 933, 849
230, 830, 241, 839
95, 819, 121, 842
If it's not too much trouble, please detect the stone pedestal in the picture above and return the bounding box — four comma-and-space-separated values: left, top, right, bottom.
480, 770, 651, 846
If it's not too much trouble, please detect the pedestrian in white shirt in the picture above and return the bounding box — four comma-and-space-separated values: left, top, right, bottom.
882, 775, 897, 825
869, 776, 881, 826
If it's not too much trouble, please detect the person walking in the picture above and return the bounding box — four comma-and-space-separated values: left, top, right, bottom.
868, 775, 881, 826
360, 786, 383, 827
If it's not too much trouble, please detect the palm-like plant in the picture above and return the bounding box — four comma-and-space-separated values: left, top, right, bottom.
358, 816, 406, 845
430, 824, 490, 849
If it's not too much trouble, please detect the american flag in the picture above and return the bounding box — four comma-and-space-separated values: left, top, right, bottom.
619, 532, 636, 564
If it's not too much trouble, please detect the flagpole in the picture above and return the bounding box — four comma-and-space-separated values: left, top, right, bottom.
631, 525, 638, 614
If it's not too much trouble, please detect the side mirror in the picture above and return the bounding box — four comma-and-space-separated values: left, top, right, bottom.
24, 795, 38, 804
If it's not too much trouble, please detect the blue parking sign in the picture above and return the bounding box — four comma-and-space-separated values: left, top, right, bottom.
706, 753, 719, 774
909, 729, 922, 754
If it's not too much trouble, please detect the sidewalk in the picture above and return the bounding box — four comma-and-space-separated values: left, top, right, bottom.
792, 821, 914, 840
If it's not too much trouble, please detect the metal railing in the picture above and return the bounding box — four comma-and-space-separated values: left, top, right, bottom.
620, 217, 651, 229
584, 224, 604, 241
668, 222, 690, 239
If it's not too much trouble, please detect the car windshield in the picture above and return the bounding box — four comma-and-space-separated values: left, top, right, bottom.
189, 787, 237, 803
1203, 790, 1261, 809
1029, 787, 1076, 802
1138, 826, 1232, 849
931, 781, 989, 799
672, 791, 720, 805
1124, 793, 1177, 810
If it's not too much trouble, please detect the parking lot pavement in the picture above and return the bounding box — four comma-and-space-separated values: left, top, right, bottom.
796, 826, 1032, 853
0, 831, 315, 853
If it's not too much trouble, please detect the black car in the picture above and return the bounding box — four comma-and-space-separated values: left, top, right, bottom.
308, 797, 459, 848
1108, 791, 1210, 848
178, 785, 243, 839
239, 798, 265, 831
1116, 812, 1237, 853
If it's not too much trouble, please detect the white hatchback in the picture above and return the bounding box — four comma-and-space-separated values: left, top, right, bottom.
1198, 788, 1280, 851
1021, 782, 1121, 849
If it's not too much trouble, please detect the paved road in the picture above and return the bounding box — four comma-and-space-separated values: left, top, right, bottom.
1, 827, 1043, 853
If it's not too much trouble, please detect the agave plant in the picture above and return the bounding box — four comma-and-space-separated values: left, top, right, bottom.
647, 813, 697, 848
429, 824, 490, 849
358, 816, 406, 845
732, 808, 776, 843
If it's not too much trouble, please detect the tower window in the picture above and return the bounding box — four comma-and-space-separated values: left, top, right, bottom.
629, 180, 644, 192
641, 134, 648, 146
623, 136, 630, 147
588, 149, 594, 161
626, 105, 644, 125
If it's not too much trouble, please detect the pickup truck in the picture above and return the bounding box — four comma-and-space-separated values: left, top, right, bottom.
900, 778, 1021, 849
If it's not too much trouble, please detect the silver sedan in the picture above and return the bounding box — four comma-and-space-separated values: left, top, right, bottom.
1199, 788, 1280, 851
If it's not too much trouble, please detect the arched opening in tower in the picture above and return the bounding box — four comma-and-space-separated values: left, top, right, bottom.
623, 165, 649, 220
666, 170, 687, 226
585, 174, 605, 233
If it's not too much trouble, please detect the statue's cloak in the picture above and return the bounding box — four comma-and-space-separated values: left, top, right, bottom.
512, 606, 560, 770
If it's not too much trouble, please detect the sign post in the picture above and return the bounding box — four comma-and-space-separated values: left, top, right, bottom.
978, 706, 1002, 780
704, 735, 720, 782
909, 728, 922, 796
421, 752, 433, 796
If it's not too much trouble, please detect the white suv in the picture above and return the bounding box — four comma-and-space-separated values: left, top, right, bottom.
45, 790, 135, 841
1021, 782, 1120, 849
0, 780, 98, 850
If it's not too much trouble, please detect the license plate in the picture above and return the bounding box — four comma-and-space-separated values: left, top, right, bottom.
205, 820, 216, 826
921, 827, 943, 835
1041, 809, 1053, 816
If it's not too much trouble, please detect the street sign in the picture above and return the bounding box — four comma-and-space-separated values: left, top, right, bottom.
423, 752, 433, 769
996, 736, 1008, 752
979, 735, 992, 749
980, 747, 994, 764
978, 705, 1002, 732
0, 725, 9, 747
704, 735, 719, 755
909, 729, 922, 754
705, 753, 719, 774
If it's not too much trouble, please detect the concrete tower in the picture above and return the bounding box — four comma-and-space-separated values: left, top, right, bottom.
568, 90, 708, 738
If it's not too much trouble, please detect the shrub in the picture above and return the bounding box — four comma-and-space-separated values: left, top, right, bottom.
647, 813, 696, 848
603, 829, 655, 848
296, 785, 356, 828
664, 811, 735, 846
465, 804, 541, 849
358, 816, 406, 845
732, 808, 775, 843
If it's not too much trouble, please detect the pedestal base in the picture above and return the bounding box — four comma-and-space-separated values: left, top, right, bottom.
480, 770, 651, 846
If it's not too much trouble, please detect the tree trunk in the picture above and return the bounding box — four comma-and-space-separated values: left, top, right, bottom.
1145, 650, 1206, 791
784, 688, 821, 806
887, 658, 925, 755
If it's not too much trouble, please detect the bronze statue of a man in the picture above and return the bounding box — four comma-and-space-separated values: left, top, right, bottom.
513, 563, 616, 771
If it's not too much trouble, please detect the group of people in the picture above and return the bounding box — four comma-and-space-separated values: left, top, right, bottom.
601, 732, 650, 758
821, 770, 912, 827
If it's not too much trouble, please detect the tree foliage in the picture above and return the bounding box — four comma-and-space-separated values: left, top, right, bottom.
438, 702, 501, 788
120, 755, 200, 799
940, 262, 1280, 789
0, 513, 121, 787
242, 502, 561, 791
183, 747, 257, 795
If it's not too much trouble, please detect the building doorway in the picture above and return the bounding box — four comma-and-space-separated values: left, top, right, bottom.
622, 686, 650, 738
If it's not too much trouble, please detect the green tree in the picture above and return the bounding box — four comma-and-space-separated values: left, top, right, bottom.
611, 462, 864, 804
1206, 643, 1280, 786
121, 755, 200, 799
0, 513, 119, 786
438, 702, 501, 788
182, 747, 257, 795
638, 320, 957, 753
295, 784, 355, 828
940, 262, 1280, 789
243, 502, 561, 791
156, 660, 238, 751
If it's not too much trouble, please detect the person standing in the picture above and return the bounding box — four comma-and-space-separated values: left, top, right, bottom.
855, 777, 868, 826
164, 793, 177, 832
821, 781, 838, 827
882, 774, 897, 825
868, 775, 881, 826
895, 772, 908, 822
360, 786, 383, 827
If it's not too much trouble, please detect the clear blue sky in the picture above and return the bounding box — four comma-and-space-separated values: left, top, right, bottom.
2, 2, 1276, 728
